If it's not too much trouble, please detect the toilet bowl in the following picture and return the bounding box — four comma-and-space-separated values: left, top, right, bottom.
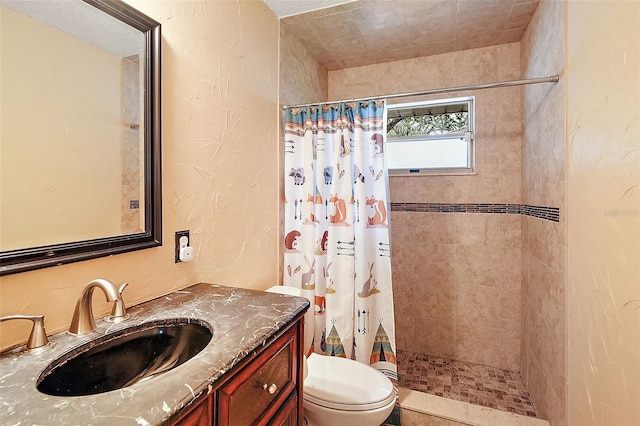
266, 286, 396, 426
303, 352, 396, 426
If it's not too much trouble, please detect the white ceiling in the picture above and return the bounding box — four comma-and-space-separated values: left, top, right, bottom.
263, 0, 358, 18
1, 0, 142, 57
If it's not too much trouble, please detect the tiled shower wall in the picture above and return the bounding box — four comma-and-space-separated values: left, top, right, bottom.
283, 10, 569, 422
329, 43, 524, 372
120, 56, 142, 234
279, 25, 328, 108
521, 1, 566, 425
391, 211, 522, 371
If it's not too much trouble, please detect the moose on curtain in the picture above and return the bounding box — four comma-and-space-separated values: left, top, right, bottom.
283, 100, 398, 387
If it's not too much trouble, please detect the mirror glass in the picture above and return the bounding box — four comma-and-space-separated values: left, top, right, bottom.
0, 0, 162, 275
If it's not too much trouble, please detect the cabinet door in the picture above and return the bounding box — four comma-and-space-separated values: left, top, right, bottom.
218, 326, 297, 426
173, 395, 213, 426
267, 393, 297, 426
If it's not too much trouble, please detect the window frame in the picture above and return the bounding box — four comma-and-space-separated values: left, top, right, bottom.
386, 96, 476, 176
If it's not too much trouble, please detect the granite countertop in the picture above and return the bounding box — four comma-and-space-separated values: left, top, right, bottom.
0, 283, 309, 425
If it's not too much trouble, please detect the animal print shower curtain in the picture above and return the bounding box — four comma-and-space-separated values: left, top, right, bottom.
283, 101, 398, 413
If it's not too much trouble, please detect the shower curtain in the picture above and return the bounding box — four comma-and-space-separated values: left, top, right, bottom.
283, 101, 398, 408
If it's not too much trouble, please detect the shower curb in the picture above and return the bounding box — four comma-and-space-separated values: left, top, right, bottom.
398, 387, 550, 426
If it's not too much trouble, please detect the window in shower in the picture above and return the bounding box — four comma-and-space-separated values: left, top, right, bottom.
386, 96, 475, 175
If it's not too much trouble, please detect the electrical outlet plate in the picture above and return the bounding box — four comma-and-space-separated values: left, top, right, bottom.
175, 230, 190, 263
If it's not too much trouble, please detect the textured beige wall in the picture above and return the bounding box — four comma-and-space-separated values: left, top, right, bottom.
566, 1, 640, 425
1, 6, 122, 249
0, 0, 280, 351
329, 43, 524, 371
520, 1, 566, 425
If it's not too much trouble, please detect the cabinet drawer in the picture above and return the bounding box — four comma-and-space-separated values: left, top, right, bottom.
218, 327, 297, 426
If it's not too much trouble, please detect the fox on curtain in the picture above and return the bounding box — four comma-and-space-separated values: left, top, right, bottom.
283, 100, 398, 388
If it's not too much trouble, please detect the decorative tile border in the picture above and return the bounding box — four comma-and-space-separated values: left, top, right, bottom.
519, 205, 560, 222
390, 202, 560, 222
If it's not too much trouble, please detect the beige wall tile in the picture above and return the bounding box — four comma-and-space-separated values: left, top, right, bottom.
456, 323, 501, 366
390, 209, 523, 371
394, 302, 417, 352
526, 292, 565, 397
391, 212, 457, 245
279, 25, 328, 107
500, 279, 522, 334
500, 247, 523, 287
525, 254, 564, 340
526, 218, 564, 273
413, 214, 457, 245
453, 214, 489, 246
414, 276, 456, 322
524, 345, 566, 426
397, 242, 453, 283
520, 2, 567, 422
520, 303, 530, 377
456, 284, 501, 328
453, 246, 503, 288
500, 215, 523, 248
499, 325, 521, 371
414, 318, 456, 359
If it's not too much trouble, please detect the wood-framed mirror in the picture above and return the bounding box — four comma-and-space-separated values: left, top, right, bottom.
0, 0, 162, 276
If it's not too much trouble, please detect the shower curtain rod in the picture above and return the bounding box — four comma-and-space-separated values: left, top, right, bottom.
282, 74, 559, 110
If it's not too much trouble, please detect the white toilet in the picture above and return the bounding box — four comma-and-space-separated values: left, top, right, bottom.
266, 286, 396, 426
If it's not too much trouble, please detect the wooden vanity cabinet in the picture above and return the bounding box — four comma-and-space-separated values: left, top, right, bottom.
266, 393, 297, 426
174, 395, 213, 426
172, 313, 305, 426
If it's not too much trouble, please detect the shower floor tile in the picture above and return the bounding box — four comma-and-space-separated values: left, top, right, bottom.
397, 350, 538, 418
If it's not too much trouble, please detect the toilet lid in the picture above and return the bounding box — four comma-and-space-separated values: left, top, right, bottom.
303, 353, 395, 411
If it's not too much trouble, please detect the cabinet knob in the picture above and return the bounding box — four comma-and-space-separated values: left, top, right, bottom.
262, 383, 278, 395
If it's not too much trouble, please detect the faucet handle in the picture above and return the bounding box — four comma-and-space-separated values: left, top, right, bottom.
0, 314, 50, 350
107, 282, 128, 321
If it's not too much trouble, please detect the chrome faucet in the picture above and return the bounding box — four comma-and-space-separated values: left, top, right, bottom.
69, 279, 128, 335
0, 314, 50, 350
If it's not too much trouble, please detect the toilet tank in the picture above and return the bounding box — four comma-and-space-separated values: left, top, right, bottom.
266, 285, 313, 370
